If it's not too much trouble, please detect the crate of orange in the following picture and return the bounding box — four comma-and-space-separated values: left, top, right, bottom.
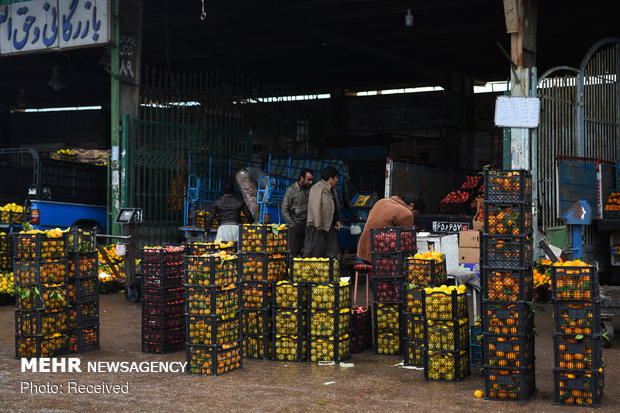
484, 203, 532, 235
274, 308, 306, 336
482, 235, 533, 269
403, 312, 426, 343
242, 308, 271, 336
553, 334, 603, 370
485, 365, 536, 401
240, 252, 287, 282
309, 334, 351, 362
603, 190, 620, 219
13, 230, 66, 260
554, 301, 601, 335
70, 325, 100, 353
68, 277, 98, 304
553, 368, 604, 407
186, 315, 240, 346
185, 284, 239, 319
16, 284, 67, 311
68, 301, 99, 328
551, 260, 599, 300
482, 268, 533, 302
426, 318, 469, 351
403, 284, 424, 313
483, 169, 532, 203
15, 309, 68, 335
241, 280, 273, 309
482, 301, 534, 336
186, 342, 242, 375
243, 334, 272, 360
406, 251, 447, 286
424, 349, 470, 381
403, 339, 425, 367
239, 223, 288, 253
273, 334, 307, 361
184, 253, 239, 286
14, 259, 68, 286
483, 334, 535, 369
69, 253, 98, 280
15, 332, 68, 358
274, 281, 307, 308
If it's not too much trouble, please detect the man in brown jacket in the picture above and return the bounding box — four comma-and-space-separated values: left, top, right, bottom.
303, 166, 341, 258
356, 193, 426, 263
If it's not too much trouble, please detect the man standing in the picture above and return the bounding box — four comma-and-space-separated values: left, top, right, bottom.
281, 168, 314, 257
204, 180, 254, 243
356, 192, 426, 264
303, 166, 341, 258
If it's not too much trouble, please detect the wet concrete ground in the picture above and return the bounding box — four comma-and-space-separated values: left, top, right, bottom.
0, 292, 618, 413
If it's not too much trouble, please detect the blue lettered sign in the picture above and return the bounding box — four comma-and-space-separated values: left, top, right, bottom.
0, 0, 110, 55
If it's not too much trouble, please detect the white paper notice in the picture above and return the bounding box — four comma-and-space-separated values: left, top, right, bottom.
494, 96, 540, 128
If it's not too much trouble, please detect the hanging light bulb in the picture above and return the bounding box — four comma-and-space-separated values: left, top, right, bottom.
405, 8, 414, 27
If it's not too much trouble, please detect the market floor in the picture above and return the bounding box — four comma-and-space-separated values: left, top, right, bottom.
0, 293, 618, 413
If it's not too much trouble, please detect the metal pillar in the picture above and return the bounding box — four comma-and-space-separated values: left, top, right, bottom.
109, 0, 121, 236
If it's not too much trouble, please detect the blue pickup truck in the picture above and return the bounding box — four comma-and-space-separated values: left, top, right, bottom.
0, 148, 107, 233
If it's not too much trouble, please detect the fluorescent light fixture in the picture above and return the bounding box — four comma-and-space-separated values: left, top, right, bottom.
23, 105, 102, 113
356, 86, 444, 96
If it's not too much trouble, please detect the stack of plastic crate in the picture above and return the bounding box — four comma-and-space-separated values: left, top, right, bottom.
0, 231, 11, 273
307, 281, 351, 362
552, 262, 604, 407
238, 224, 288, 360
273, 280, 307, 361
423, 287, 470, 381
403, 251, 446, 366
371, 227, 416, 356
14, 231, 69, 358
185, 251, 241, 375
66, 228, 100, 353
288, 256, 344, 362
141, 245, 186, 353
482, 169, 536, 401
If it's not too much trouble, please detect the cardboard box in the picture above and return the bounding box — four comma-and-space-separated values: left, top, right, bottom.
459, 231, 480, 248
472, 221, 484, 231
458, 247, 480, 264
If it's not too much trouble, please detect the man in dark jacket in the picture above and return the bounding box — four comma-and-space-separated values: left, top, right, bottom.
281, 168, 314, 257
303, 166, 341, 258
204, 180, 254, 242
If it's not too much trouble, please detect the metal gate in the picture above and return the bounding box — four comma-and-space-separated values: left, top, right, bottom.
125, 69, 259, 246
535, 38, 619, 263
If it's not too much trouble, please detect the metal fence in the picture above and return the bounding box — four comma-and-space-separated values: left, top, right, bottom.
126, 68, 259, 246
535, 38, 619, 263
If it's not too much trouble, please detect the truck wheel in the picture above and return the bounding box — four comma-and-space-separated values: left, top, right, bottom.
126, 285, 141, 303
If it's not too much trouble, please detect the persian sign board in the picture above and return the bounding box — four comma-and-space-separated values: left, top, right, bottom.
494, 96, 540, 128
0, 0, 110, 56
